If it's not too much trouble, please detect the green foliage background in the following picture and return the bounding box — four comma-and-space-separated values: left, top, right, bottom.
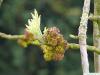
0, 0, 94, 75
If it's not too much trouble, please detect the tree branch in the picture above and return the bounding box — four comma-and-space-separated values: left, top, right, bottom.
0, 32, 100, 55
78, 0, 90, 73
93, 0, 100, 72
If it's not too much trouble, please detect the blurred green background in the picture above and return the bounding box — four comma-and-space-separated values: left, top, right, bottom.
0, 0, 94, 75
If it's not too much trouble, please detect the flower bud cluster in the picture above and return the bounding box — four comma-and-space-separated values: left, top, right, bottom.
41, 27, 67, 61
17, 10, 68, 62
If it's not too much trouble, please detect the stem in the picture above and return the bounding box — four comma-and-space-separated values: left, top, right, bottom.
69, 34, 79, 39
93, 0, 100, 72
89, 14, 100, 20
0, 32, 24, 40
68, 43, 100, 54
78, 0, 90, 73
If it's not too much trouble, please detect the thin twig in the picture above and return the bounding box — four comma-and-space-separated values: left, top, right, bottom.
89, 14, 100, 20
68, 43, 100, 54
69, 34, 79, 39
0, 0, 3, 6
78, 0, 90, 74
0, 32, 24, 40
0, 32, 100, 55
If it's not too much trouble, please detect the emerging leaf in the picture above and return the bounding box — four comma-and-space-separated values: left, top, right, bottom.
26, 9, 42, 40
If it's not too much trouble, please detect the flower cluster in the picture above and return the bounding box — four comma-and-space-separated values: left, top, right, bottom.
41, 27, 68, 61
18, 9, 68, 61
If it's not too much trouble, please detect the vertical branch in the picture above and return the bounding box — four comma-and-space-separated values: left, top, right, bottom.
94, 0, 100, 72
0, 0, 3, 6
78, 0, 90, 73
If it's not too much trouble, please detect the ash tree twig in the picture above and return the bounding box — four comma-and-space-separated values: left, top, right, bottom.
1, 32, 100, 54
78, 0, 90, 74
68, 43, 100, 54
0, 32, 24, 40
69, 34, 79, 39
89, 14, 100, 21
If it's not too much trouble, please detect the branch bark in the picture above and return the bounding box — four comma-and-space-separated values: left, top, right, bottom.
93, 0, 100, 72
78, 0, 90, 74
